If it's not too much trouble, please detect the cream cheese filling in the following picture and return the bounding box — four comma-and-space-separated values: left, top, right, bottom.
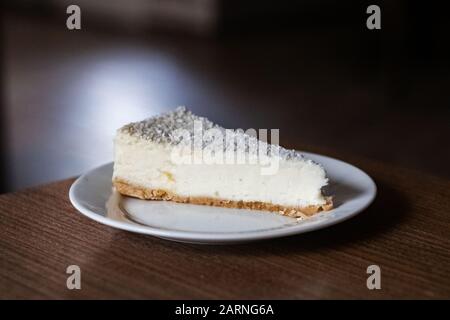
113, 132, 328, 207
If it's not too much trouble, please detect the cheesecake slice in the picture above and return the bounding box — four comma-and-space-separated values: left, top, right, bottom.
113, 107, 332, 217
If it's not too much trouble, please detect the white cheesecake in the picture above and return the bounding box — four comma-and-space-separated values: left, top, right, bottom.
113, 107, 332, 217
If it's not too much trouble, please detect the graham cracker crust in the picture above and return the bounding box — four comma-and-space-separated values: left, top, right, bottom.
113, 179, 333, 218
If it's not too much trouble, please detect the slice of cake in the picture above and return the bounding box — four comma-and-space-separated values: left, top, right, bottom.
113, 107, 332, 217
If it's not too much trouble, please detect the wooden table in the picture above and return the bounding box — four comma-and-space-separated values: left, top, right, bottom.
1, 148, 449, 299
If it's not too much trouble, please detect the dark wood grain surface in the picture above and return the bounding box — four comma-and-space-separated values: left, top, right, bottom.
1, 147, 449, 299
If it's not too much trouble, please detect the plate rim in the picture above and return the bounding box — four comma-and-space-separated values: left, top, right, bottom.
69, 152, 377, 243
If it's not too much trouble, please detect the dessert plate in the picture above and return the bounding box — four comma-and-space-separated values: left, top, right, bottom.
69, 152, 376, 244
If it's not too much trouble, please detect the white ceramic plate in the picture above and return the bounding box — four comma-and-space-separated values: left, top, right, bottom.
69, 152, 376, 244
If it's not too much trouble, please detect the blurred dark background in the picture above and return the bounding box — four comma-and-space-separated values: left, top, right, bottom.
1, 0, 449, 193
